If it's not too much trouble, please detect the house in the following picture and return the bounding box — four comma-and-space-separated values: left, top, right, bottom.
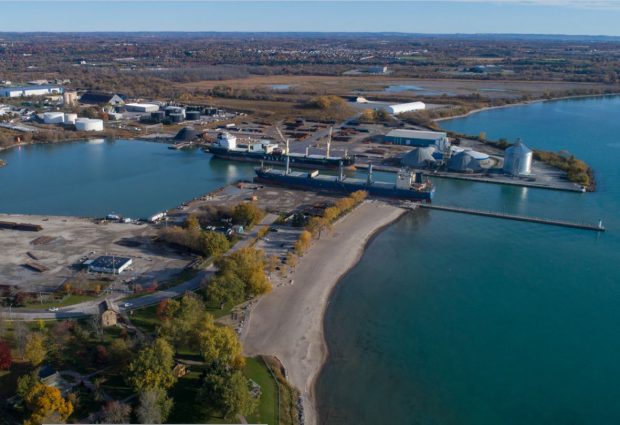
80, 91, 125, 106
98, 299, 119, 327
172, 363, 188, 378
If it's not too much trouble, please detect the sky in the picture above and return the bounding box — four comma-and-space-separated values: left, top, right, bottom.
2, 1, 620, 35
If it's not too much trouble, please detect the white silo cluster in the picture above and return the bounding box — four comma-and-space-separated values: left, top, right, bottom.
75, 118, 104, 131
503, 140, 532, 176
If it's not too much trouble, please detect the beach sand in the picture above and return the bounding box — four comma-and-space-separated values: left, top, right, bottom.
241, 200, 406, 425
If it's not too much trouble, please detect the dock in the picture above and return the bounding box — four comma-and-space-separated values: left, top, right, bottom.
403, 203, 605, 232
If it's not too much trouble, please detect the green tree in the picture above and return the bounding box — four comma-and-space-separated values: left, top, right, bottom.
158, 293, 205, 348
206, 271, 245, 307
127, 338, 177, 392
199, 231, 231, 258
215, 248, 271, 298
198, 365, 257, 420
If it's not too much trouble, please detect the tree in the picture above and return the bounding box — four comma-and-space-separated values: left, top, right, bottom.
198, 365, 256, 420
198, 317, 245, 369
90, 314, 104, 341
101, 400, 131, 424
294, 231, 313, 256
216, 248, 271, 298
199, 231, 231, 258
17, 371, 39, 400
136, 389, 173, 424
127, 338, 177, 392
158, 293, 205, 348
232, 202, 264, 228
23, 383, 73, 425
206, 271, 245, 307
185, 214, 201, 234
0, 340, 11, 370
109, 338, 131, 367
24, 333, 47, 367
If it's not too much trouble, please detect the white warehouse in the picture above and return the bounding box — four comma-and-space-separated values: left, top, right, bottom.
0, 85, 63, 98
75, 118, 104, 131
125, 103, 160, 113
384, 101, 426, 115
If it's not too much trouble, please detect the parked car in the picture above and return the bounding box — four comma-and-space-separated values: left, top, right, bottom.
48, 307, 59, 312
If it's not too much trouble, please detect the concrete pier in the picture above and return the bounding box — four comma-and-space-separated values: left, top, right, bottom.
405, 203, 605, 232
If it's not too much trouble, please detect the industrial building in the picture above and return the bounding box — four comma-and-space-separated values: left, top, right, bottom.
448, 148, 492, 173
125, 103, 160, 113
0, 85, 63, 98
503, 140, 533, 176
384, 101, 426, 115
80, 91, 124, 106
43, 112, 66, 124
87, 256, 132, 274
75, 118, 104, 131
384, 129, 450, 150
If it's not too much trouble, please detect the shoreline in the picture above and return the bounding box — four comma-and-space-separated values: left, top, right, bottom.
241, 200, 406, 425
433, 92, 620, 123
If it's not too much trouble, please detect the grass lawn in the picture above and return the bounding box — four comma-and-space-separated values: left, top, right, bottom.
244, 357, 278, 425
205, 300, 234, 320
99, 371, 134, 400
24, 294, 97, 309
167, 369, 212, 424
128, 305, 160, 334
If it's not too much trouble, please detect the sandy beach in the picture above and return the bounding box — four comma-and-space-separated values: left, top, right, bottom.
241, 200, 406, 425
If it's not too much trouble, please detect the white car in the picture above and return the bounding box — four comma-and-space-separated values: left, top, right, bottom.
123, 302, 133, 308
48, 307, 59, 312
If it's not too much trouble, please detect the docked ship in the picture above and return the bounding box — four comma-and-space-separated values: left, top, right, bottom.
206, 132, 355, 169
255, 159, 434, 202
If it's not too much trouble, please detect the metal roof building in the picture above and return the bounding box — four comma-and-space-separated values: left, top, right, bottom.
384, 129, 450, 150
0, 85, 63, 98
88, 255, 132, 274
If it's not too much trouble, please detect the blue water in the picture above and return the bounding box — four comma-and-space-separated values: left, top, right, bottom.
317, 96, 620, 424
0, 139, 256, 218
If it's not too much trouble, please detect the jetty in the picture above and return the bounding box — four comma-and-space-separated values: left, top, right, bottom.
403, 203, 605, 232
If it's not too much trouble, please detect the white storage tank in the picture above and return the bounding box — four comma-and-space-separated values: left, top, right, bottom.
64, 113, 77, 124
503, 140, 532, 176
75, 118, 104, 132
43, 112, 65, 124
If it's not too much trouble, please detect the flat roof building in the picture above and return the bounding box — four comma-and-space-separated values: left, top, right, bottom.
384, 129, 450, 150
125, 103, 160, 113
0, 85, 64, 98
88, 255, 132, 274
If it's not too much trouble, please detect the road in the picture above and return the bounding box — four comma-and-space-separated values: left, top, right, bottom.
1, 214, 278, 321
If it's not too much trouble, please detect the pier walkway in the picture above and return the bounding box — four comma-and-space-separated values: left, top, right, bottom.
403, 202, 605, 232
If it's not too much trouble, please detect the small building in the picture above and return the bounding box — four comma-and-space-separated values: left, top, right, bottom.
364, 66, 388, 74
125, 103, 160, 113
88, 255, 132, 274
39, 365, 62, 387
384, 129, 450, 150
0, 85, 64, 98
172, 363, 188, 378
80, 91, 124, 106
98, 299, 119, 327
63, 91, 78, 106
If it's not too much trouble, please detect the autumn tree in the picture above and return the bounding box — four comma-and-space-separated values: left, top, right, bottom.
232, 202, 264, 228
215, 248, 271, 298
199, 231, 231, 258
198, 315, 245, 369
158, 293, 205, 348
127, 338, 177, 392
294, 230, 313, 256
24, 333, 47, 367
23, 383, 73, 425
0, 340, 11, 370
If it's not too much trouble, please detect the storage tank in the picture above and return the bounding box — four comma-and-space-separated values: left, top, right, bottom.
165, 106, 185, 117
503, 139, 532, 176
151, 111, 165, 122
64, 113, 77, 124
169, 113, 183, 123
75, 118, 104, 131
43, 112, 65, 124
401, 147, 437, 168
185, 110, 201, 121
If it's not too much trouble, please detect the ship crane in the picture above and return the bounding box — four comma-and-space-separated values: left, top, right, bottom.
275, 127, 290, 156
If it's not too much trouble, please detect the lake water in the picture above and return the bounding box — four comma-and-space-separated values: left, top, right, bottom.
317, 96, 620, 424
0, 139, 256, 218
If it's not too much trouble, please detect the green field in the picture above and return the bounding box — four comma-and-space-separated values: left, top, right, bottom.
24, 294, 97, 309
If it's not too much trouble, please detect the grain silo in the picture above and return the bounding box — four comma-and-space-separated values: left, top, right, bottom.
401, 147, 437, 168
503, 139, 532, 176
